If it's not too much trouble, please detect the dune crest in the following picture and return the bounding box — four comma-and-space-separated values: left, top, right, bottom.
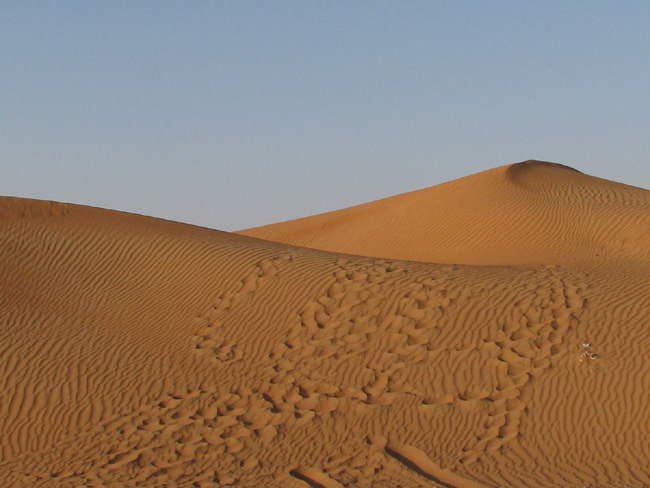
2, 163, 650, 487
239, 160, 650, 266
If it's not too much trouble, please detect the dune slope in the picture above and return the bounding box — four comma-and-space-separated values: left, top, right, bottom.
239, 161, 650, 266
2, 163, 650, 487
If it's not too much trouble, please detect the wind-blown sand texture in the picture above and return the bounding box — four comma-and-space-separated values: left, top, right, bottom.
2, 161, 650, 487
240, 161, 650, 266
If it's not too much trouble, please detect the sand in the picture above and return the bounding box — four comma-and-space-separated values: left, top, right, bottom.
1, 160, 650, 487
239, 161, 650, 266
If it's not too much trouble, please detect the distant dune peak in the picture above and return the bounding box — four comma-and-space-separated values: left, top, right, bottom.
239, 161, 650, 266
508, 159, 582, 174
505, 160, 583, 186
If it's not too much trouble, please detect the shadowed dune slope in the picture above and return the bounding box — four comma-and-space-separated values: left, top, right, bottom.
239, 160, 650, 266
2, 165, 650, 487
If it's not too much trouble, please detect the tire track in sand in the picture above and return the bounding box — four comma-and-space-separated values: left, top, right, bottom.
458, 270, 587, 464
264, 260, 588, 486
191, 254, 293, 363
0, 254, 296, 487
0, 253, 588, 487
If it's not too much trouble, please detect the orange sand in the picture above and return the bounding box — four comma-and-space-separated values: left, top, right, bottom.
2, 161, 650, 487
240, 161, 650, 266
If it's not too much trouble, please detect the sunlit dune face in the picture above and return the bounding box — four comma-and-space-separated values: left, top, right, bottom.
3, 162, 650, 487
239, 160, 650, 267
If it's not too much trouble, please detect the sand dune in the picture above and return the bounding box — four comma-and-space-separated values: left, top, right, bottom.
2, 161, 650, 487
239, 161, 650, 266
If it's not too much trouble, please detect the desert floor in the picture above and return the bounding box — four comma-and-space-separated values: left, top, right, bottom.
2, 161, 650, 487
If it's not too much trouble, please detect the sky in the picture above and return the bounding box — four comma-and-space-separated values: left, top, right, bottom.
2, 1, 650, 231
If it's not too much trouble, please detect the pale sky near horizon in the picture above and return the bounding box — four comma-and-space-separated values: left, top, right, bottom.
2, 2, 650, 231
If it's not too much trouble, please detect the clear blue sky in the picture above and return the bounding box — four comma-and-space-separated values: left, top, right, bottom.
2, 1, 649, 230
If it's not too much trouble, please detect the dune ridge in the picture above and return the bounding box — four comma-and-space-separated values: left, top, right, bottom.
239, 160, 650, 266
2, 161, 650, 487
